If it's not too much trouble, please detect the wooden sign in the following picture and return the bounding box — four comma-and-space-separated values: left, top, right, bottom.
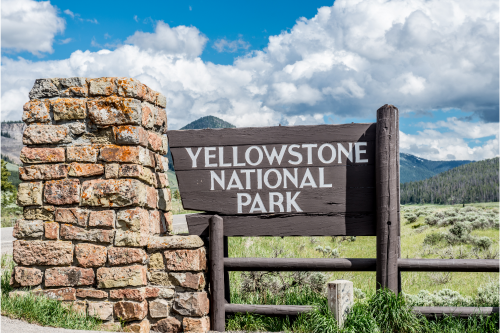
168, 123, 381, 236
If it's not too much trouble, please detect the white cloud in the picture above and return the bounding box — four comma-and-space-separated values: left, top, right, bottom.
1, 0, 498, 161
213, 37, 251, 53
63, 9, 74, 18
125, 21, 207, 57
2, 0, 65, 55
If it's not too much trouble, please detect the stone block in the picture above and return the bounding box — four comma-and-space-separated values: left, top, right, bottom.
119, 164, 153, 185
23, 125, 69, 145
161, 212, 174, 234
9, 290, 29, 298
149, 299, 169, 318
146, 186, 158, 209
97, 265, 147, 288
88, 301, 114, 320
62, 301, 87, 315
113, 126, 148, 146
99, 145, 152, 166
17, 182, 43, 206
148, 252, 164, 270
141, 102, 157, 129
88, 210, 115, 227
149, 210, 161, 235
60, 224, 114, 244
81, 178, 147, 207
173, 292, 209, 317
67, 146, 98, 163
117, 77, 147, 100
44, 179, 80, 205
68, 163, 104, 177
164, 248, 206, 271
105, 163, 120, 179
13, 240, 73, 266
24, 206, 54, 220
44, 222, 59, 239
114, 231, 148, 247
13, 219, 44, 239
327, 280, 354, 328
183, 317, 210, 333
144, 287, 174, 299
36, 287, 76, 301
114, 301, 148, 321
155, 154, 169, 172
155, 173, 169, 188
154, 108, 167, 134
101, 322, 122, 331
157, 188, 172, 211
20, 147, 65, 164
147, 271, 171, 286
156, 317, 181, 333
19, 164, 68, 181
23, 100, 50, 123
169, 273, 205, 290
75, 243, 108, 268
67, 122, 86, 135
147, 132, 165, 154
51, 98, 86, 120
13, 266, 43, 286
156, 94, 167, 108
76, 289, 108, 299
88, 77, 117, 96
56, 77, 88, 97
45, 267, 95, 287
116, 207, 149, 232
29, 78, 59, 100
110, 288, 146, 302
88, 97, 142, 126
148, 235, 204, 250
124, 319, 150, 333
108, 247, 147, 266
55, 208, 89, 227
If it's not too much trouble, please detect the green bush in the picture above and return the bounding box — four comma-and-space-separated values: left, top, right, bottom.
423, 232, 446, 245
474, 236, 493, 250
405, 213, 418, 223
476, 281, 500, 307
406, 289, 473, 307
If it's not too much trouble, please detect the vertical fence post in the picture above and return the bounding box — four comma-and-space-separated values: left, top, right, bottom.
210, 215, 225, 331
375, 105, 400, 293
223, 236, 231, 303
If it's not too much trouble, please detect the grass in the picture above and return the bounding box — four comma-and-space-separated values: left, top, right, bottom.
1, 254, 106, 331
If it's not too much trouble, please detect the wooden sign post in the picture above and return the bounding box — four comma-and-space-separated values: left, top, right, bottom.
168, 104, 401, 330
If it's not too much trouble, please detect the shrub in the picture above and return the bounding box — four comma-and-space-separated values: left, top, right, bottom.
425, 215, 439, 226
423, 232, 446, 245
448, 222, 472, 239
405, 213, 418, 223
476, 281, 500, 307
405, 289, 473, 307
472, 216, 490, 229
354, 288, 366, 300
474, 236, 493, 250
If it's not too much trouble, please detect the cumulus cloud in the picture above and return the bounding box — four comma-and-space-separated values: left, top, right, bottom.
125, 21, 208, 57
1, 0, 498, 160
213, 37, 251, 53
1, 0, 65, 55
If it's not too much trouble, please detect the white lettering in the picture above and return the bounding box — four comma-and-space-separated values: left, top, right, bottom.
240, 169, 255, 189
237, 193, 252, 213
264, 169, 282, 189
300, 168, 317, 188
249, 193, 267, 213
319, 168, 332, 188
245, 146, 263, 166
286, 192, 302, 212
227, 170, 244, 190
338, 143, 353, 163
186, 147, 202, 168
263, 145, 287, 165
318, 144, 336, 164
302, 144, 317, 165
210, 170, 225, 190
205, 147, 217, 167
257, 169, 262, 189
269, 192, 284, 212
288, 144, 303, 165
283, 168, 298, 188
219, 147, 231, 167
355, 142, 368, 163
233, 146, 246, 167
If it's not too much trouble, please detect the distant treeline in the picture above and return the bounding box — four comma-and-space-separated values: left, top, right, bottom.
1, 120, 23, 124
401, 157, 499, 205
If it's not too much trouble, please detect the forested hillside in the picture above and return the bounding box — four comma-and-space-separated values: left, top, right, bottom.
400, 153, 471, 183
180, 115, 236, 130
401, 157, 499, 205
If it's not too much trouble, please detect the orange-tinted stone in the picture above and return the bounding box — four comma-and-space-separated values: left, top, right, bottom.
114, 300, 148, 321
67, 146, 98, 163
22, 100, 51, 123
13, 266, 43, 286
36, 287, 76, 301
162, 211, 173, 234
113, 126, 148, 146
88, 210, 115, 227
19, 164, 68, 181
141, 102, 156, 129
108, 247, 147, 266
164, 248, 206, 271
44, 222, 59, 239
44, 179, 80, 205
20, 147, 65, 164
169, 273, 206, 290
13, 240, 73, 266
110, 288, 146, 302
99, 145, 152, 166
155, 173, 169, 188
146, 186, 158, 209
55, 208, 89, 227
45, 267, 95, 287
75, 243, 108, 268
23, 125, 69, 145
88, 77, 117, 96
154, 107, 167, 134
88, 97, 141, 126
60, 224, 114, 244
157, 317, 181, 333
117, 77, 147, 100
124, 319, 150, 333
76, 289, 108, 299
50, 98, 86, 120
183, 317, 210, 333
68, 162, 104, 177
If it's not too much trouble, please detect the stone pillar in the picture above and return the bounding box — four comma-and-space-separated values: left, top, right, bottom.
327, 280, 354, 328
12, 77, 209, 333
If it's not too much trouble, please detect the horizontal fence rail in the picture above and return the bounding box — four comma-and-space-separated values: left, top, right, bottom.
224, 258, 499, 272
413, 307, 500, 318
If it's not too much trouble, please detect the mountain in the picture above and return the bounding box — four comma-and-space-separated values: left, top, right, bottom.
400, 157, 499, 205
180, 116, 236, 130
400, 153, 472, 183
1, 121, 26, 165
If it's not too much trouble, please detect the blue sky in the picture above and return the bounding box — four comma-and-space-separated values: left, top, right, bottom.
1, 0, 499, 161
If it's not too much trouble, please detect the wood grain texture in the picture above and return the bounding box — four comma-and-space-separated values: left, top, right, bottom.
375, 104, 400, 293
168, 123, 376, 148
186, 213, 377, 236
412, 307, 499, 318
225, 304, 314, 316
223, 236, 231, 304
209, 215, 225, 332
398, 259, 499, 272
224, 258, 377, 271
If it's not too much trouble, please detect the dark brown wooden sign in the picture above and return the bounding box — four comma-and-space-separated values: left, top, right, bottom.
168, 123, 379, 236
